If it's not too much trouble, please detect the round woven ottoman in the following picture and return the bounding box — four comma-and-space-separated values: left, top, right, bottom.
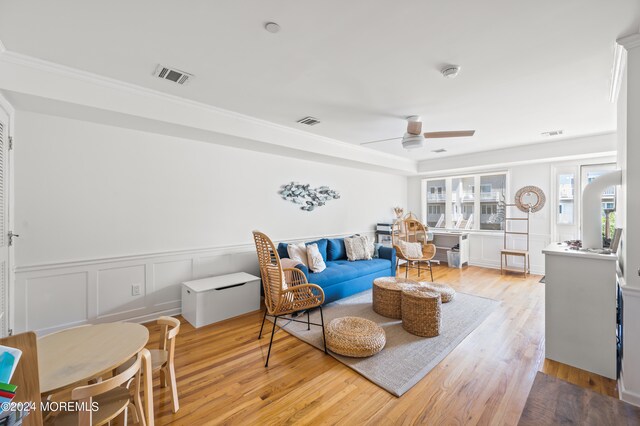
325, 316, 386, 357
401, 288, 442, 337
421, 282, 456, 303
373, 277, 420, 319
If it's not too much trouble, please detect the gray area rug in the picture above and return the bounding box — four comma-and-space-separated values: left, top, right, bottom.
270, 289, 499, 396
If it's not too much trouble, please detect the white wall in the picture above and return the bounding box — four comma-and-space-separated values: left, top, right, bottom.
13, 111, 406, 333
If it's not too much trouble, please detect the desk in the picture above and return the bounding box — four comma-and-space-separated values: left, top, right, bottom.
38, 323, 149, 395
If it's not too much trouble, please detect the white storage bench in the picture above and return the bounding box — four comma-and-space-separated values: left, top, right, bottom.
181, 272, 261, 328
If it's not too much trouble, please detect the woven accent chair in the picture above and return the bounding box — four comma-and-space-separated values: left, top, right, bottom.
392, 215, 437, 281
252, 231, 327, 367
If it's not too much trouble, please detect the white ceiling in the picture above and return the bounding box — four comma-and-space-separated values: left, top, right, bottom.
0, 0, 639, 160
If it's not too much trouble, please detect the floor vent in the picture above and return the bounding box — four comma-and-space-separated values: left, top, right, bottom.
297, 116, 321, 126
153, 65, 194, 85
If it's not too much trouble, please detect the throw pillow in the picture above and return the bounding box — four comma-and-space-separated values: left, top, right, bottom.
344, 235, 372, 261
399, 240, 423, 258
372, 243, 383, 258
306, 243, 327, 273
287, 242, 309, 267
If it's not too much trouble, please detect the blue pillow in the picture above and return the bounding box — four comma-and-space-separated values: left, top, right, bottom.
277, 243, 289, 259
327, 238, 346, 261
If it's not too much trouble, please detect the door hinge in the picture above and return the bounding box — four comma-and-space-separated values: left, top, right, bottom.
7, 231, 19, 246
8, 136, 13, 151
7, 329, 12, 336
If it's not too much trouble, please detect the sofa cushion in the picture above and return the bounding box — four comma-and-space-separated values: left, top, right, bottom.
307, 259, 391, 288
327, 238, 347, 261
277, 239, 328, 262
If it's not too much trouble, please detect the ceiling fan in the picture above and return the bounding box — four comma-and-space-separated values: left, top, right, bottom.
361, 116, 475, 150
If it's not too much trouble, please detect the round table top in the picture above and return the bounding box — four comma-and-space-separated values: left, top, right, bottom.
38, 322, 149, 394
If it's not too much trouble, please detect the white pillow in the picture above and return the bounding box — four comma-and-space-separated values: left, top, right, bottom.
399, 240, 423, 258
287, 242, 309, 267
344, 235, 372, 261
306, 243, 327, 273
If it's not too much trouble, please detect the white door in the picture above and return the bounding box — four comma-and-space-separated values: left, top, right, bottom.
0, 105, 12, 337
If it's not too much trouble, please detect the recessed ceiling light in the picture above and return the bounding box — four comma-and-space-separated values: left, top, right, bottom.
431, 149, 447, 153
441, 66, 461, 79
264, 22, 281, 33
541, 130, 564, 137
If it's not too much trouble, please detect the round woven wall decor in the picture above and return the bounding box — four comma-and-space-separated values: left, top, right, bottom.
515, 185, 546, 213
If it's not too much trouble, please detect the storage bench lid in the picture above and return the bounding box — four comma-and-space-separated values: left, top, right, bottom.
182, 272, 260, 292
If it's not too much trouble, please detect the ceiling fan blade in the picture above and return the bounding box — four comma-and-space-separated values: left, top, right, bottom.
407, 120, 422, 135
424, 130, 475, 139
360, 136, 402, 146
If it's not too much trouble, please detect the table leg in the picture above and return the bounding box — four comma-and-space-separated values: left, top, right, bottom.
140, 349, 155, 426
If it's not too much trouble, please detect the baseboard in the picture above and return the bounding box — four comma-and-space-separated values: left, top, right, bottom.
469, 260, 544, 276
619, 374, 640, 407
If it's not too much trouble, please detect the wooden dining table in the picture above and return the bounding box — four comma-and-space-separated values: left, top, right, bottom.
37, 322, 154, 421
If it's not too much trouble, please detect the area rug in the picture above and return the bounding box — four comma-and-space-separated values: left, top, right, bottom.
269, 289, 499, 396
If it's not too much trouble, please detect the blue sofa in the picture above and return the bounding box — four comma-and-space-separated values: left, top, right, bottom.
277, 238, 396, 304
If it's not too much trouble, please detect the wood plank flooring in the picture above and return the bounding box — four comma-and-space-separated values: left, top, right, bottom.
519, 372, 639, 425
143, 265, 619, 425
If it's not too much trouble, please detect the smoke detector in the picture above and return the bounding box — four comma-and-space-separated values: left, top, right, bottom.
441, 65, 461, 79
264, 22, 281, 33
153, 65, 194, 85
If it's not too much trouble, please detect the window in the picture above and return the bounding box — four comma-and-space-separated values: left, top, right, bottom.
557, 173, 575, 225
581, 164, 617, 239
480, 174, 506, 230
423, 172, 507, 231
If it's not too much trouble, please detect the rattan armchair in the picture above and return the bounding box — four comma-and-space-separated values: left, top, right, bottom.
252, 231, 327, 367
392, 215, 437, 281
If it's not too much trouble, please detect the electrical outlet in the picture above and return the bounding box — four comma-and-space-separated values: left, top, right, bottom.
131, 284, 142, 296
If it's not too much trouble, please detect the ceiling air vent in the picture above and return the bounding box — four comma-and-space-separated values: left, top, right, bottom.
153, 65, 194, 85
431, 148, 447, 153
297, 116, 321, 126
541, 130, 564, 137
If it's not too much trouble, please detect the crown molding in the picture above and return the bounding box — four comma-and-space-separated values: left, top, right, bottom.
0, 50, 416, 174
618, 33, 640, 50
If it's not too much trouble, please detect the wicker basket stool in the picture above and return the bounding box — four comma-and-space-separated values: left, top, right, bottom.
401, 288, 442, 337
421, 282, 456, 303
373, 277, 420, 319
325, 316, 386, 357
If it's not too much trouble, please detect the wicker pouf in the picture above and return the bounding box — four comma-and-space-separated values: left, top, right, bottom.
325, 316, 386, 357
421, 282, 456, 303
401, 288, 442, 337
373, 277, 420, 319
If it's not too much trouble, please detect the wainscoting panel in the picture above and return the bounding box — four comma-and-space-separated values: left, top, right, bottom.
97, 264, 147, 319
14, 231, 374, 335
152, 259, 193, 309
468, 233, 550, 275
25, 272, 88, 331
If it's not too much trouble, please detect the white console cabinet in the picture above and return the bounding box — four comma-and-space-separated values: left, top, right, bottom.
543, 243, 618, 379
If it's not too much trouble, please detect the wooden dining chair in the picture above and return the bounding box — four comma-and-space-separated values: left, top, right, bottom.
115, 316, 180, 413
46, 348, 152, 426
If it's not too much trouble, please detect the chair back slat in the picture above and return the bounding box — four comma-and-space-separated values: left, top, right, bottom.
252, 231, 285, 314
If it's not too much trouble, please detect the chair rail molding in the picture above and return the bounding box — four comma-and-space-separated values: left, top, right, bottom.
14, 231, 374, 335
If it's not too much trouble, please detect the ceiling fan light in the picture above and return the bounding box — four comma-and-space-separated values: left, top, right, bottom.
401, 133, 424, 149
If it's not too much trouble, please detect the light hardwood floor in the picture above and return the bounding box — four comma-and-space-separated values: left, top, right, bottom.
144, 264, 617, 425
